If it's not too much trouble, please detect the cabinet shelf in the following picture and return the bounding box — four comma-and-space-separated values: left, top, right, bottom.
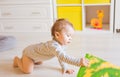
53, 0, 114, 33
86, 24, 110, 30
84, 5, 110, 32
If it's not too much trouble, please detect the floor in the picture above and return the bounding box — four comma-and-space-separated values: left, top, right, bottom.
0, 32, 120, 77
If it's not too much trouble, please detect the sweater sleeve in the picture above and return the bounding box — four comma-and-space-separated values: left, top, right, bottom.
57, 51, 81, 66
58, 59, 68, 73
50, 42, 81, 67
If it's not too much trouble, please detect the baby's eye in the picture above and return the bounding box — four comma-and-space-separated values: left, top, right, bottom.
67, 34, 71, 37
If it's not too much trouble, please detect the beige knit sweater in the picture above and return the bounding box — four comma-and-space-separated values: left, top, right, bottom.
23, 40, 81, 72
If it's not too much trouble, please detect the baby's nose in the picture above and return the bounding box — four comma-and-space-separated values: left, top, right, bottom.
69, 37, 72, 40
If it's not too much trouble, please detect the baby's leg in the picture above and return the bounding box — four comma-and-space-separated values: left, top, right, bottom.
13, 56, 19, 67
13, 55, 34, 74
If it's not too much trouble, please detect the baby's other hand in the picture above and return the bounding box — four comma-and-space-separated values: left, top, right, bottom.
65, 69, 74, 74
80, 57, 89, 67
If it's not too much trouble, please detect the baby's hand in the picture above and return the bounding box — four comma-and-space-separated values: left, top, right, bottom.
80, 57, 89, 67
65, 69, 74, 74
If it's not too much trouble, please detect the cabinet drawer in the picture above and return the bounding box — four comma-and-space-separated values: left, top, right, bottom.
0, 0, 51, 4
0, 5, 51, 18
0, 20, 52, 32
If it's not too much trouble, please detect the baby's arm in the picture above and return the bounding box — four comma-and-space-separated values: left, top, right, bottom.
58, 59, 68, 73
51, 44, 89, 68
56, 51, 81, 66
58, 59, 74, 74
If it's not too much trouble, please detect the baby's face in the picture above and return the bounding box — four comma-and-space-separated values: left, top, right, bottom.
57, 25, 74, 45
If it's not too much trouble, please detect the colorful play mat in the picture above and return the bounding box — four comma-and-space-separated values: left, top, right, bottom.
77, 53, 120, 77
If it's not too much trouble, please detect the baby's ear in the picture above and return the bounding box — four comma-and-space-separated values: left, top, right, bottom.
55, 32, 60, 38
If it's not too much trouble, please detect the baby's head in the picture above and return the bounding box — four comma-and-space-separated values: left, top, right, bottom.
51, 18, 74, 45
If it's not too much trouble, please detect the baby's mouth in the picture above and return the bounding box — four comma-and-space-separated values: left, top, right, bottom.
67, 41, 71, 43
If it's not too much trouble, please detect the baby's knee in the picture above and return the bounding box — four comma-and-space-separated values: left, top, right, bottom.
23, 69, 33, 74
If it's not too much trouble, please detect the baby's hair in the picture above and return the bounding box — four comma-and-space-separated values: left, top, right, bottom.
51, 18, 74, 37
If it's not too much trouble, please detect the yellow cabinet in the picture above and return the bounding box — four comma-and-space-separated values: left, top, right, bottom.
84, 0, 110, 4
56, 0, 82, 30
57, 0, 82, 4
57, 6, 82, 30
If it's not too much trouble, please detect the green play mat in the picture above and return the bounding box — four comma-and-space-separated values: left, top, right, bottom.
77, 53, 120, 77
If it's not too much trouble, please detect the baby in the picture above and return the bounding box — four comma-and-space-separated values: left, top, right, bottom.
13, 19, 89, 74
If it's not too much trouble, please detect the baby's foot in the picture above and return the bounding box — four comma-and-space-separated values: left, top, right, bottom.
35, 61, 43, 65
13, 56, 18, 67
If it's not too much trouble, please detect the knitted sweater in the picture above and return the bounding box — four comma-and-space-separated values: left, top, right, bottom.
23, 40, 81, 72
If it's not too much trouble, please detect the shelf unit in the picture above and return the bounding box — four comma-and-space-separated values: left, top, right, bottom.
0, 0, 53, 32
114, 0, 120, 33
53, 0, 114, 33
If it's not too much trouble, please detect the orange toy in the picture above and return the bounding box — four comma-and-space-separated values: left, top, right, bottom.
91, 10, 104, 29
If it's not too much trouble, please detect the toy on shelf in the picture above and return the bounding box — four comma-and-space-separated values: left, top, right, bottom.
77, 53, 120, 77
91, 10, 104, 29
